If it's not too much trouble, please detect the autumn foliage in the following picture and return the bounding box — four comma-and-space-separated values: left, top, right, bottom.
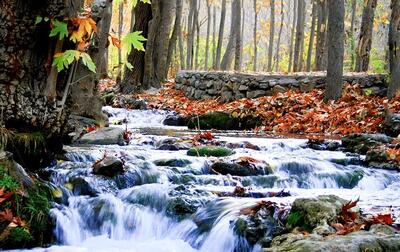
138, 82, 400, 136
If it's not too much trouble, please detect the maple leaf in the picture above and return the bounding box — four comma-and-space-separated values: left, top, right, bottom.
372, 213, 393, 225
49, 19, 68, 40
123, 31, 147, 53
70, 17, 97, 43
0, 208, 13, 222
0, 187, 13, 204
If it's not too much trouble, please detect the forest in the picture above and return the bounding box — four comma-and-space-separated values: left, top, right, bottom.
0, 0, 400, 252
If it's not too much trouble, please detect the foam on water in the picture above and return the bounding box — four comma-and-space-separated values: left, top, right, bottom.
12, 108, 400, 252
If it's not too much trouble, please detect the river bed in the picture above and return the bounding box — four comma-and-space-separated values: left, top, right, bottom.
11, 107, 400, 252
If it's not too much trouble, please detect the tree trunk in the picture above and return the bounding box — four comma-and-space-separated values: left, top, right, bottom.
221, 0, 239, 70
267, 0, 275, 72
121, 2, 152, 93
166, 0, 182, 75
178, 1, 185, 70
253, 0, 258, 72
205, 0, 211, 70
355, 0, 377, 72
143, 0, 174, 88
215, 0, 227, 69
325, 0, 345, 101
293, 0, 306, 72
116, 3, 124, 83
388, 0, 400, 99
194, 1, 200, 70
234, 0, 242, 71
288, 0, 297, 72
349, 0, 357, 70
315, 0, 328, 71
275, 0, 284, 72
306, 0, 317, 72
212, 6, 217, 68
186, 0, 196, 70
212, 6, 217, 69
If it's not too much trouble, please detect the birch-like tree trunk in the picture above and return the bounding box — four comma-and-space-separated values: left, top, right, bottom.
267, 0, 275, 72
306, 0, 317, 72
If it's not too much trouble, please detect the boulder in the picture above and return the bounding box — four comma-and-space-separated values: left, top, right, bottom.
235, 205, 285, 246
265, 230, 400, 252
365, 149, 399, 170
76, 127, 125, 145
163, 114, 187, 126
286, 195, 347, 231
342, 134, 393, 155
187, 112, 261, 130
68, 177, 98, 196
187, 146, 234, 157
384, 113, 400, 137
211, 161, 272, 176
92, 156, 124, 177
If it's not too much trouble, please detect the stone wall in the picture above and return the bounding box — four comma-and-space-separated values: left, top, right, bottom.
175, 71, 388, 102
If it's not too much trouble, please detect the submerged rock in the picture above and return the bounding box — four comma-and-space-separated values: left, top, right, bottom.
187, 146, 234, 157
76, 127, 125, 145
92, 156, 124, 177
211, 161, 273, 176
286, 195, 347, 231
154, 159, 192, 167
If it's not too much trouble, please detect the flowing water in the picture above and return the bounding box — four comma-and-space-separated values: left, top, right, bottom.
14, 107, 400, 252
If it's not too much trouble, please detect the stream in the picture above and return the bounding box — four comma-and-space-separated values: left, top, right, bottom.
15, 107, 400, 252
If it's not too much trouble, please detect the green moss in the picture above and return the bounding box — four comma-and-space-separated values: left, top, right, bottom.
287, 211, 303, 228
13, 132, 45, 154
187, 146, 234, 157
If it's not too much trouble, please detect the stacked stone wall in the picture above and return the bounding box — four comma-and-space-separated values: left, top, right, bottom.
175, 71, 387, 102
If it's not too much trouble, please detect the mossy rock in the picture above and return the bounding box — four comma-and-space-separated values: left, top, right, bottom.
187, 146, 234, 157
153, 159, 192, 167
187, 112, 261, 130
287, 195, 347, 231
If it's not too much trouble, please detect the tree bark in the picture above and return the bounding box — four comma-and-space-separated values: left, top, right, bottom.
205, 0, 211, 70
388, 0, 400, 98
221, 0, 239, 70
121, 2, 152, 93
267, 0, 275, 72
355, 0, 377, 72
306, 0, 317, 72
325, 0, 345, 101
275, 0, 284, 72
166, 0, 182, 75
315, 0, 328, 71
212, 5, 217, 69
234, 0, 242, 71
116, 3, 124, 83
349, 0, 357, 70
186, 0, 196, 70
194, 0, 200, 70
253, 0, 258, 72
288, 0, 297, 72
215, 0, 227, 69
293, 0, 306, 72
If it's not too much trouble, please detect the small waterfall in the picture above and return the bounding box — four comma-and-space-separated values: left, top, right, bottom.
21, 108, 400, 252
